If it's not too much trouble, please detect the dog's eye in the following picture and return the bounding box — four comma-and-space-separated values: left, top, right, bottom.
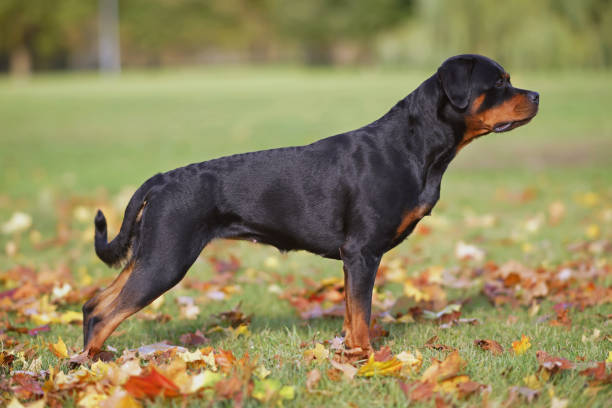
495, 78, 505, 88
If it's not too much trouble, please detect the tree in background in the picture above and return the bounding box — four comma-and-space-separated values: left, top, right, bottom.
0, 0, 95, 77
271, 0, 413, 65
1, 0, 612, 73
378, 0, 612, 69
118, 0, 276, 66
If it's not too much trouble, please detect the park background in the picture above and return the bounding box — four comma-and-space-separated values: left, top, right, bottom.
0, 1, 611, 407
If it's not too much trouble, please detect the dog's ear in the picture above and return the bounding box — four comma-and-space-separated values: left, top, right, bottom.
437, 56, 475, 110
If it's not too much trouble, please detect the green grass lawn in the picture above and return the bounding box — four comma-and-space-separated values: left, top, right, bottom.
0, 68, 611, 407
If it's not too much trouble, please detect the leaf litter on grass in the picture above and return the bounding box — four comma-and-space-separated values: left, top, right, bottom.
1, 187, 612, 406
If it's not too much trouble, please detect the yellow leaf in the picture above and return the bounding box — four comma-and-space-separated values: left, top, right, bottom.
512, 335, 531, 355
606, 351, 612, 363
230, 324, 250, 338
435, 374, 470, 394
179, 349, 205, 363
31, 313, 52, 325
59, 310, 83, 324
585, 224, 600, 239
100, 388, 142, 408
202, 350, 217, 371
575, 192, 599, 208
303, 343, 329, 363
279, 385, 295, 400
78, 391, 107, 408
49, 337, 68, 359
403, 281, 430, 302
254, 365, 271, 380
357, 354, 403, 377
396, 350, 423, 373
420, 351, 467, 384
90, 360, 112, 380
188, 370, 222, 393
523, 373, 543, 389
551, 397, 569, 408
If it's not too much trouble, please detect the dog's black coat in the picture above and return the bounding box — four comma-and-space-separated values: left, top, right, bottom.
84, 54, 539, 354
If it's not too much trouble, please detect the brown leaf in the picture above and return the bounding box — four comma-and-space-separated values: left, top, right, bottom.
368, 320, 389, 342
409, 381, 436, 401
211, 303, 252, 329
474, 339, 504, 356
549, 306, 572, 328
208, 254, 241, 274
456, 380, 488, 399
0, 351, 15, 367
421, 351, 466, 384
306, 369, 321, 392
12, 373, 43, 399
215, 375, 245, 402
508, 386, 540, 403
326, 368, 342, 382
329, 359, 358, 380
179, 329, 209, 346
373, 346, 393, 362
424, 336, 455, 352
68, 351, 90, 368
536, 350, 573, 375
580, 362, 612, 385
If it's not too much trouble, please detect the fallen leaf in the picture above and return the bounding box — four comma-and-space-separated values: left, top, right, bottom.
474, 339, 504, 356
373, 346, 393, 362
124, 366, 180, 398
48, 337, 68, 359
329, 359, 358, 380
456, 380, 488, 399
303, 343, 329, 363
306, 368, 321, 392
179, 330, 209, 346
396, 350, 423, 373
136, 342, 186, 356
508, 386, 540, 403
421, 351, 467, 385
551, 396, 569, 408
512, 335, 531, 355
536, 350, 573, 375
357, 354, 403, 377
455, 241, 485, 261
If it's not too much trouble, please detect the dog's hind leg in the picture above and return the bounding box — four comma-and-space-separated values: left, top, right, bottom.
82, 210, 210, 355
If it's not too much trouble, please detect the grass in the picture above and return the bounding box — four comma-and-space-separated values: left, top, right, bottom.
0, 67, 611, 406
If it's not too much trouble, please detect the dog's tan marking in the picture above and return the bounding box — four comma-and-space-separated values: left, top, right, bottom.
88, 262, 134, 317
460, 93, 534, 151
395, 205, 430, 239
135, 201, 147, 222
85, 306, 139, 356
344, 303, 372, 355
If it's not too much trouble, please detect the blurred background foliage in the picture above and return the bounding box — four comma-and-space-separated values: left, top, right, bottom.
1, 0, 611, 76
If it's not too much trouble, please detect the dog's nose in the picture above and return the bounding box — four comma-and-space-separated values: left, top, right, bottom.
528, 91, 539, 105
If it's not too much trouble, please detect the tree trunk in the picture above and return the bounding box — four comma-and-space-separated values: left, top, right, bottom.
9, 45, 32, 78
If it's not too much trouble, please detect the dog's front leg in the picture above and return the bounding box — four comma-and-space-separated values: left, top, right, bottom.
340, 244, 381, 356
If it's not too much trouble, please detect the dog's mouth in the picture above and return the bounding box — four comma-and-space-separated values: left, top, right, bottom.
492, 117, 534, 133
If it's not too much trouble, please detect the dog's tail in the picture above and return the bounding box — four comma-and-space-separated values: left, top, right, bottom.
94, 174, 161, 267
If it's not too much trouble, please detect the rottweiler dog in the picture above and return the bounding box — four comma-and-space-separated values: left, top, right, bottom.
83, 54, 539, 357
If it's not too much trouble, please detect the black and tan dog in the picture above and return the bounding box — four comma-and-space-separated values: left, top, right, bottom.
83, 54, 539, 357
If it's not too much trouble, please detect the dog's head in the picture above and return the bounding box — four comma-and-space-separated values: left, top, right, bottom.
437, 54, 539, 149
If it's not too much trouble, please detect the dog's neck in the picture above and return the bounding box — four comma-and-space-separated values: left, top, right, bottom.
367, 75, 460, 173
